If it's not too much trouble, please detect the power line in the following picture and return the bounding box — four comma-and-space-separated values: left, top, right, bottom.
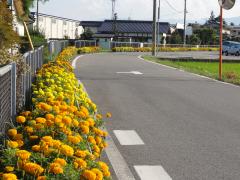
163, 0, 183, 14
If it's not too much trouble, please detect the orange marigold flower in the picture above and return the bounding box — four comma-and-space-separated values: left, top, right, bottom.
74, 158, 87, 169
45, 114, 54, 120
92, 168, 104, 180
16, 150, 31, 160
16, 116, 26, 124
24, 162, 44, 177
36, 117, 46, 124
7, 129, 17, 137
82, 170, 96, 180
106, 112, 112, 118
54, 158, 67, 167
49, 163, 64, 175
2, 173, 17, 180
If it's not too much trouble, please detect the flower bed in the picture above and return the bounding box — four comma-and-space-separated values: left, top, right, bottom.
0, 47, 111, 180
112, 46, 219, 52
77, 47, 101, 54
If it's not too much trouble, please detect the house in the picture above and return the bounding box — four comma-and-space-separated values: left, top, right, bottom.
30, 13, 83, 39
230, 26, 240, 38
80, 20, 170, 48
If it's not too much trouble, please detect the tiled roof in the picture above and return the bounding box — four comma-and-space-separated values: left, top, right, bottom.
80, 21, 103, 28
98, 20, 170, 34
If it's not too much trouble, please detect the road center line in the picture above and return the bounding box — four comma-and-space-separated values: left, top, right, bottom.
134, 166, 172, 180
114, 130, 145, 145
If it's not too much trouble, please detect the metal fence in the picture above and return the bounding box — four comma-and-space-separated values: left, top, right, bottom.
0, 41, 68, 136
110, 41, 219, 49
48, 40, 69, 55
75, 40, 97, 48
0, 63, 16, 135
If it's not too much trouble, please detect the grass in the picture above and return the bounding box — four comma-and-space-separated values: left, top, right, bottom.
143, 56, 240, 85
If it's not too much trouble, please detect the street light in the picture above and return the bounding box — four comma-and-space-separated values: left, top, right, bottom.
218, 0, 235, 80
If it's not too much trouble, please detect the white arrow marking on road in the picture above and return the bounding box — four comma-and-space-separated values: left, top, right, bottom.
116, 71, 143, 75
134, 166, 172, 180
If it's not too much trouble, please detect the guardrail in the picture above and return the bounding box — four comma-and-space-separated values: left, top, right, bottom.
75, 40, 97, 48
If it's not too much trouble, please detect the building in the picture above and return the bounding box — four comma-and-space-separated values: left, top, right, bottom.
80, 20, 170, 48
30, 13, 83, 39
230, 26, 240, 38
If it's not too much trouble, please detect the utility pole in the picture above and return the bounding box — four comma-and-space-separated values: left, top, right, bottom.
37, 0, 39, 31
111, 0, 116, 19
156, 0, 160, 53
183, 0, 187, 46
152, 0, 157, 56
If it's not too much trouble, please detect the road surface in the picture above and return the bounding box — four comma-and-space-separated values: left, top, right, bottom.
75, 53, 240, 180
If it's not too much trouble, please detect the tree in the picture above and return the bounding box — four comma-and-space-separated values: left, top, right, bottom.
189, 34, 200, 45
81, 28, 93, 40
170, 31, 182, 44
194, 28, 217, 45
230, 22, 235, 26
0, 0, 19, 49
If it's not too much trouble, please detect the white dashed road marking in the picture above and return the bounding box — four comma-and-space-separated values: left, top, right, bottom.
113, 130, 145, 145
134, 166, 172, 180
117, 71, 143, 75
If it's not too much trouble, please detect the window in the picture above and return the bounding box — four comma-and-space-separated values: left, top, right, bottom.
51, 19, 56, 24
39, 17, 43, 22
63, 21, 67, 26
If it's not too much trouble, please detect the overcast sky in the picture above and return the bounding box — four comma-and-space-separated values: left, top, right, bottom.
37, 0, 240, 23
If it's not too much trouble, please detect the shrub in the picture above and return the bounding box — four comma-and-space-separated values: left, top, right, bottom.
77, 47, 101, 54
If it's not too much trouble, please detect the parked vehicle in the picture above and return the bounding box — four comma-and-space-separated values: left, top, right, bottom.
223, 41, 240, 56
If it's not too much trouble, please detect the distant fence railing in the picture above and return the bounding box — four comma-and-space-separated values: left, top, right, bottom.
75, 40, 97, 48
0, 41, 68, 136
48, 40, 69, 55
0, 63, 16, 135
110, 41, 219, 49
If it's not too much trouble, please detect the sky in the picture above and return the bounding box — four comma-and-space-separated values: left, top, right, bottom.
36, 0, 240, 23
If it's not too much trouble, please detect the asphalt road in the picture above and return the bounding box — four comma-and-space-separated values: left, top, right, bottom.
75, 53, 240, 180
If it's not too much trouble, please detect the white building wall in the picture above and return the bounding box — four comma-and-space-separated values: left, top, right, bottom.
32, 14, 82, 39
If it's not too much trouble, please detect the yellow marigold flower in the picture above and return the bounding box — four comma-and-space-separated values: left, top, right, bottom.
88, 136, 97, 145
21, 111, 31, 117
4, 166, 14, 172
29, 135, 39, 141
106, 113, 112, 118
16, 116, 26, 124
98, 161, 109, 176
95, 136, 102, 145
16, 150, 31, 160
46, 120, 54, 127
52, 140, 62, 149
25, 126, 34, 134
87, 118, 95, 127
72, 119, 79, 127
74, 158, 87, 169
13, 134, 23, 141
2, 173, 17, 180
81, 125, 89, 135
37, 176, 47, 180
24, 162, 44, 176
92, 168, 103, 180
40, 103, 52, 112
45, 114, 54, 120
93, 145, 100, 153
102, 131, 108, 137
81, 106, 89, 117
7, 129, 17, 137
75, 150, 87, 158
7, 141, 18, 148
34, 124, 44, 130
68, 136, 81, 144
41, 136, 53, 142
60, 144, 74, 157
54, 158, 67, 167
32, 145, 41, 152
96, 114, 102, 119
82, 170, 96, 180
62, 116, 72, 125
36, 117, 46, 124
49, 163, 64, 175
16, 140, 24, 148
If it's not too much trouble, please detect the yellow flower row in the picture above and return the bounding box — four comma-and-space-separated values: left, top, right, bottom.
0, 47, 112, 180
